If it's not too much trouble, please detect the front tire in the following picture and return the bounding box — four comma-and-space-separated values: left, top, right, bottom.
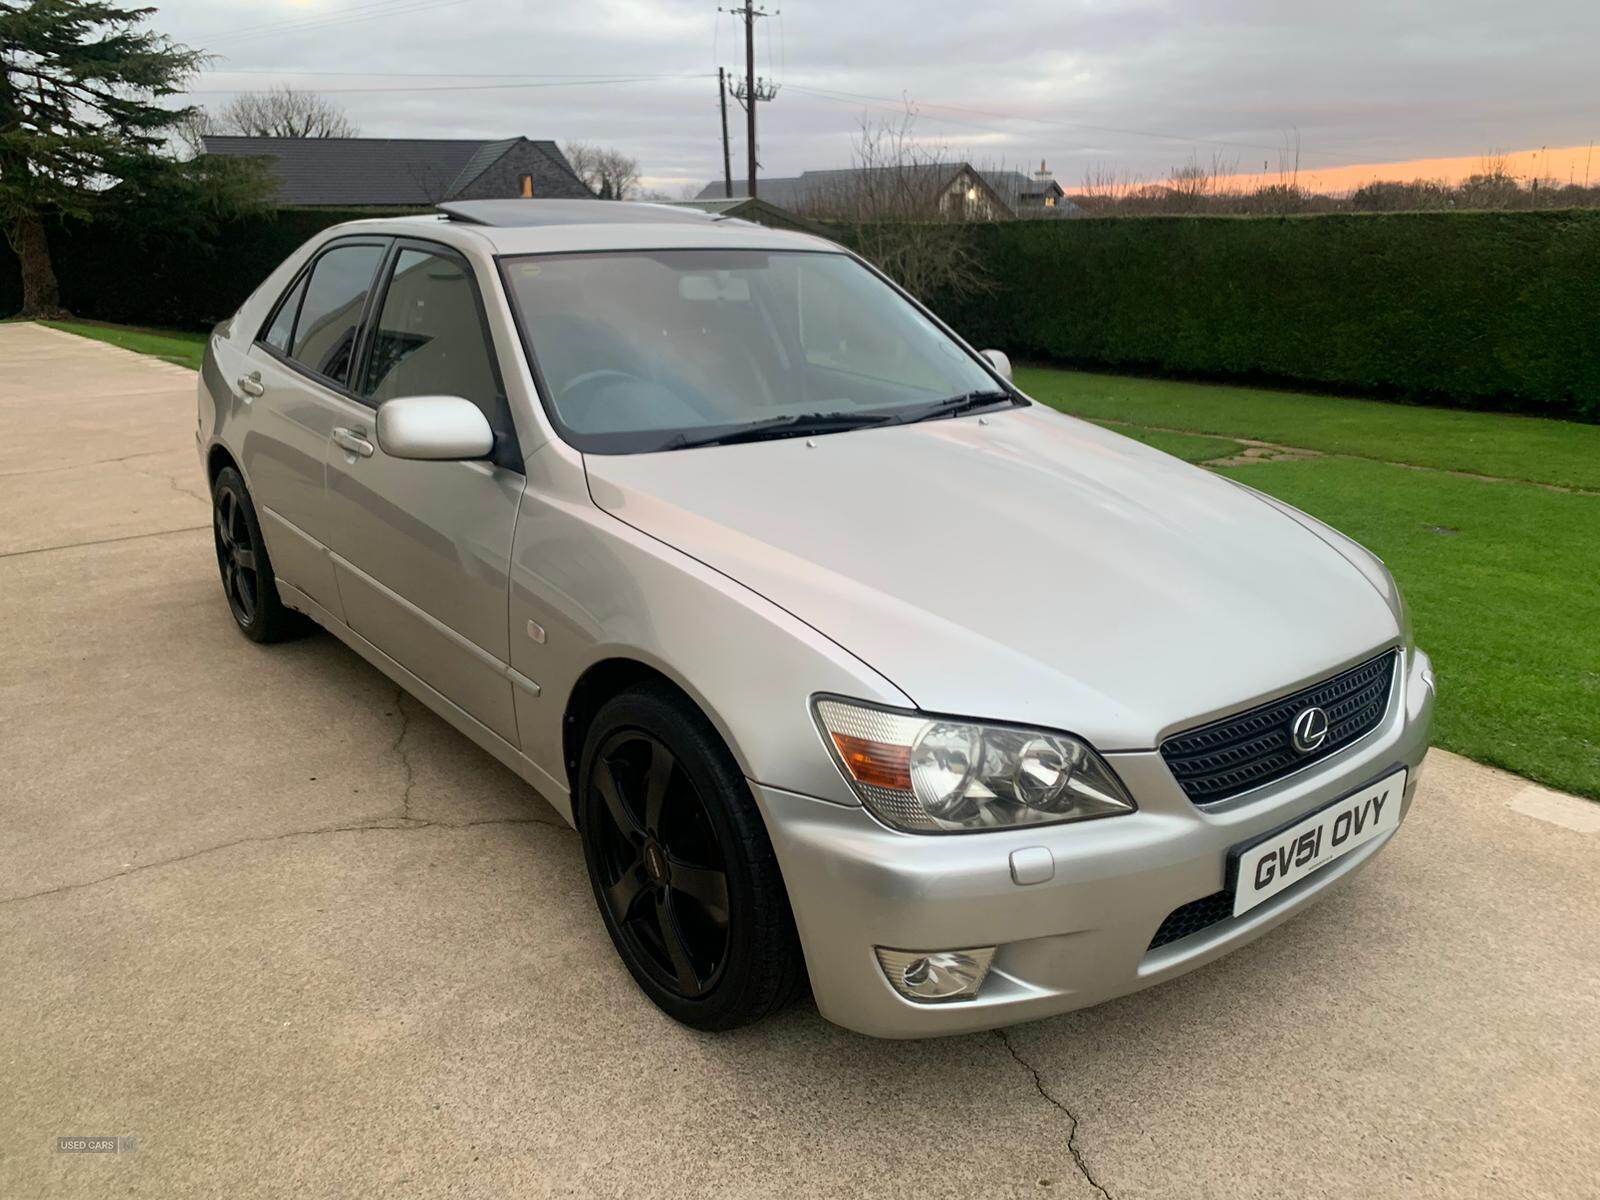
577, 684, 806, 1030
211, 466, 304, 644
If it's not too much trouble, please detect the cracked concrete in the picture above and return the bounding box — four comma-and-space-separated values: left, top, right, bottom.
3, 322, 1598, 1199
995, 1030, 1112, 1200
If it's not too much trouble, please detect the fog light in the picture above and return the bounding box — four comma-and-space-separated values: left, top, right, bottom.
875, 947, 996, 1002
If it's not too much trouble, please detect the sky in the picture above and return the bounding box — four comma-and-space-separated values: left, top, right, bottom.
160, 0, 1600, 195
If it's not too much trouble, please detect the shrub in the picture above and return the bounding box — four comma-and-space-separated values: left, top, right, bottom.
0, 208, 418, 329
896, 210, 1600, 421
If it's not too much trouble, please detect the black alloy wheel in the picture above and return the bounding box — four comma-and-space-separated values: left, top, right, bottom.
213, 482, 259, 629
589, 728, 732, 998
577, 684, 806, 1030
210, 466, 304, 644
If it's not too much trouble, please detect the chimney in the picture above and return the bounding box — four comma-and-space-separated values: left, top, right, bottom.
1034, 158, 1054, 185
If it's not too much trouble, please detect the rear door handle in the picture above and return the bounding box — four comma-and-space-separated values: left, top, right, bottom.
237, 373, 265, 398
332, 426, 374, 458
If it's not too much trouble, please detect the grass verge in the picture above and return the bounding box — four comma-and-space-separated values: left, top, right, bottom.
41, 319, 207, 371
1020, 366, 1600, 492
1091, 424, 1243, 464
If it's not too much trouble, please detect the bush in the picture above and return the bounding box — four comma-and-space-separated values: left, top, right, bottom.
895, 210, 1600, 422
0, 207, 418, 330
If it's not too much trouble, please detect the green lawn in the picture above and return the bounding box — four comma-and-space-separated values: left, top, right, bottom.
1215, 459, 1599, 799
1029, 365, 1600, 801
1018, 367, 1600, 492
41, 319, 208, 370
1092, 425, 1244, 464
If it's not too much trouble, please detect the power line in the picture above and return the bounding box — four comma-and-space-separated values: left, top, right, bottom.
184, 75, 714, 97
190, 0, 432, 43
785, 82, 1375, 167
200, 0, 470, 51
196, 69, 702, 79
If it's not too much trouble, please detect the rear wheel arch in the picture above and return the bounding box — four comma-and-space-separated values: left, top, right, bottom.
206, 443, 241, 490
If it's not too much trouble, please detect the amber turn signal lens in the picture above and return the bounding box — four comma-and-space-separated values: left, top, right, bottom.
829, 732, 912, 792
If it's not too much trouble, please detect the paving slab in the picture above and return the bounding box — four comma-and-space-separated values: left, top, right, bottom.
2, 323, 1596, 1199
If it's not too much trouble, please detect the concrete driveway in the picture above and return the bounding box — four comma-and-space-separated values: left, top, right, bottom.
2, 321, 1597, 1200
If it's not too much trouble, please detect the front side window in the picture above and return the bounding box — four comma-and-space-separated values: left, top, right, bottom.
361, 248, 502, 417
501, 250, 1008, 454
287, 243, 386, 385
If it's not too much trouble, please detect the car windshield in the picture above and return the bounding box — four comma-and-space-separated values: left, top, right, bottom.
501, 249, 1013, 453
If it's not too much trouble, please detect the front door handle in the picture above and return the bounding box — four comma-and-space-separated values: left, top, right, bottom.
332, 426, 374, 458
237, 372, 265, 398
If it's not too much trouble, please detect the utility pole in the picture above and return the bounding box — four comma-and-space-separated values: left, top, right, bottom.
721, 1, 778, 198
718, 67, 732, 199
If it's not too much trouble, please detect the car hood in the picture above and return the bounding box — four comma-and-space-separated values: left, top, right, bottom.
583, 404, 1399, 750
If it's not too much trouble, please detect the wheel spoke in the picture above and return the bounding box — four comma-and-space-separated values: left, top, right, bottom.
642, 740, 676, 835
668, 864, 729, 924
654, 892, 701, 993
605, 861, 649, 923
236, 572, 256, 619
593, 757, 645, 842
232, 545, 256, 571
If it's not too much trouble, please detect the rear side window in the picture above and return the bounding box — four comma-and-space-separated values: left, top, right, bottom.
261, 274, 306, 352
287, 243, 385, 384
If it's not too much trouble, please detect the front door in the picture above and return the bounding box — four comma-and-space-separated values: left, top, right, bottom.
319, 240, 525, 746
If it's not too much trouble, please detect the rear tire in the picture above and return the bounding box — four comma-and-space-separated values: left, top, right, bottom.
577, 683, 807, 1031
211, 466, 306, 644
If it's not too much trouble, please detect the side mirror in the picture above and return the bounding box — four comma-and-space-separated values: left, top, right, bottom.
981, 349, 1013, 382
376, 396, 494, 461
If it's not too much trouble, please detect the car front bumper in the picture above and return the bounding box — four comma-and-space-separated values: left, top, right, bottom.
756, 647, 1436, 1038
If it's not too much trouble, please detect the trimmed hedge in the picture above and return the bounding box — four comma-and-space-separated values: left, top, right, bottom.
6, 206, 1598, 420
916, 210, 1600, 421
0, 207, 418, 330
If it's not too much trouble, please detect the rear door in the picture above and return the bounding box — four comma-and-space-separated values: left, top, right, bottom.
241, 238, 390, 616
319, 239, 525, 745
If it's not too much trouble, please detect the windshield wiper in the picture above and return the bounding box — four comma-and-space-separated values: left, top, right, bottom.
661, 411, 895, 450
890, 389, 1017, 427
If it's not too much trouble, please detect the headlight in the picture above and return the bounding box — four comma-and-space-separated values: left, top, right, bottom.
813, 697, 1136, 833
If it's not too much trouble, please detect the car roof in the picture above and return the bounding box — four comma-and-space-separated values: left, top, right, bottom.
321, 200, 841, 256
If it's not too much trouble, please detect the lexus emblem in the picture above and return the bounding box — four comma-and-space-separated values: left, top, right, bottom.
1290, 706, 1330, 754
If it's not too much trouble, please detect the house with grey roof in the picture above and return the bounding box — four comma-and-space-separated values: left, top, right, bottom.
200, 136, 593, 208
696, 161, 1078, 220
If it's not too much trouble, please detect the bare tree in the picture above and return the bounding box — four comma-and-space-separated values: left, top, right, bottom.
207, 86, 358, 139
809, 111, 994, 301
562, 142, 641, 200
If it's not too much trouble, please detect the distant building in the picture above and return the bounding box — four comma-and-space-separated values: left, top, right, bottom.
200, 136, 593, 208
983, 161, 1075, 217
695, 161, 1079, 220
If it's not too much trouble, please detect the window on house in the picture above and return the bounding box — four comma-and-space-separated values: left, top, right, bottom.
519, 174, 534, 198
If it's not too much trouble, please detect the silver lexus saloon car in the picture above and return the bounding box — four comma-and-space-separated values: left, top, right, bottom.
197, 199, 1435, 1038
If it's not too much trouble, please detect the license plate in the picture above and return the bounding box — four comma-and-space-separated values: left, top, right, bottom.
1230, 768, 1407, 917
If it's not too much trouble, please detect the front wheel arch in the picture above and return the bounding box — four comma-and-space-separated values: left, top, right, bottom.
562, 656, 750, 804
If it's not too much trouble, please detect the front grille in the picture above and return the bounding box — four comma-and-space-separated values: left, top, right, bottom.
1159, 650, 1399, 805
1149, 891, 1234, 950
